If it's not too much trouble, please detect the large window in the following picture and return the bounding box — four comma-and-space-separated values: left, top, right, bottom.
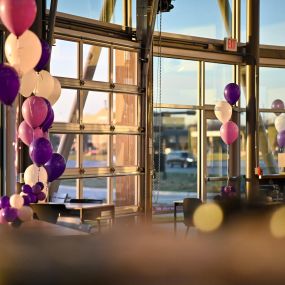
50, 36, 140, 208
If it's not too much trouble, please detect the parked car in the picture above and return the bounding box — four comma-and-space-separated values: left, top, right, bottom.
166, 151, 196, 168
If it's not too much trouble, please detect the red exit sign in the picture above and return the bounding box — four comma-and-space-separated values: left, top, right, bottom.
224, 38, 237, 52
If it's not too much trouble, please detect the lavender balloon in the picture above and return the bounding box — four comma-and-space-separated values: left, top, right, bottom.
0, 64, 20, 106
272, 99, 285, 116
0, 196, 10, 209
45, 153, 66, 182
277, 130, 285, 148
224, 83, 240, 105
35, 39, 51, 72
29, 137, 53, 166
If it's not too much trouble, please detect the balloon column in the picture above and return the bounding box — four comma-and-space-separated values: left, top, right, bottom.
273, 99, 285, 150
214, 83, 240, 193
0, 0, 66, 224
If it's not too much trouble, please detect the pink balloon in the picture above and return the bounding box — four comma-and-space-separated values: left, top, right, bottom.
220, 121, 239, 145
0, 0, 37, 37
22, 96, 48, 128
18, 121, 33, 146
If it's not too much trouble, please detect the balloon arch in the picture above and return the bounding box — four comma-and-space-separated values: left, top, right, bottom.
0, 0, 66, 225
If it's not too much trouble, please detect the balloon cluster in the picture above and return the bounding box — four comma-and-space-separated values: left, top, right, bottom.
273, 99, 285, 149
0, 194, 33, 224
0, 0, 66, 206
214, 83, 240, 145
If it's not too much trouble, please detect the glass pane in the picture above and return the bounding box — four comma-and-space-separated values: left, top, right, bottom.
260, 67, 285, 109
240, 66, 246, 108
153, 57, 198, 105
113, 49, 137, 85
53, 89, 78, 123
83, 92, 109, 124
57, 179, 77, 200
240, 112, 246, 176
241, 0, 246, 43
83, 177, 107, 201
83, 45, 109, 82
113, 135, 137, 166
113, 176, 136, 206
259, 113, 279, 174
260, 0, 285, 45
50, 134, 78, 168
206, 118, 227, 177
113, 93, 138, 126
83, 134, 108, 168
156, 0, 232, 39
153, 109, 198, 208
50, 39, 78, 78
47, 0, 125, 26
205, 63, 233, 105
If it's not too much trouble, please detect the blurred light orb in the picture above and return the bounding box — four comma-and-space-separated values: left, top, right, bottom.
193, 203, 223, 233
270, 206, 285, 238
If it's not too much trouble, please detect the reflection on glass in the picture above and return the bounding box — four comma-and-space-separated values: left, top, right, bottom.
50, 39, 78, 78
47, 0, 126, 26
260, 0, 285, 45
113, 176, 136, 206
83, 45, 109, 82
205, 63, 233, 105
83, 178, 107, 201
50, 134, 78, 168
153, 110, 198, 208
57, 179, 77, 200
113, 93, 138, 126
83, 134, 108, 167
259, 112, 278, 174
113, 49, 137, 85
113, 135, 137, 166
240, 66, 246, 108
241, 0, 246, 43
83, 92, 109, 124
53, 89, 77, 123
155, 0, 231, 39
153, 57, 198, 105
260, 67, 285, 108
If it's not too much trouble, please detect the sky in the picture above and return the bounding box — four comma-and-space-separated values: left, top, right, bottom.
48, 0, 285, 122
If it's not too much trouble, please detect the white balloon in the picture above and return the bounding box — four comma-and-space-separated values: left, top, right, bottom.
10, 194, 24, 209
5, 30, 42, 76
18, 206, 33, 222
20, 70, 38, 97
24, 164, 48, 186
34, 70, 55, 99
275, 114, 285, 133
214, 101, 232, 123
49, 77, 61, 106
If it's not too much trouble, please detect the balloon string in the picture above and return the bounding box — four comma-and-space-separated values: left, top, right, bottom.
37, 167, 40, 183
227, 144, 230, 187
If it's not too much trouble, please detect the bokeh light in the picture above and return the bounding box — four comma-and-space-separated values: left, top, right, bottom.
270, 206, 285, 238
193, 203, 223, 232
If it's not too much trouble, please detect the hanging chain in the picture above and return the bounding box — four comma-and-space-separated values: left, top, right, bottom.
153, 11, 162, 203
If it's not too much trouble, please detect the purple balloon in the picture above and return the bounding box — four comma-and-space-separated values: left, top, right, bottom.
35, 39, 51, 72
2, 207, 18, 222
41, 99, 54, 132
277, 130, 285, 148
37, 192, 46, 201
28, 193, 38, 203
22, 195, 31, 206
22, 184, 33, 194
32, 184, 42, 194
272, 99, 284, 110
36, 182, 44, 191
224, 83, 240, 105
29, 137, 53, 166
0, 196, 10, 209
0, 64, 20, 106
45, 153, 66, 182
220, 121, 239, 145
